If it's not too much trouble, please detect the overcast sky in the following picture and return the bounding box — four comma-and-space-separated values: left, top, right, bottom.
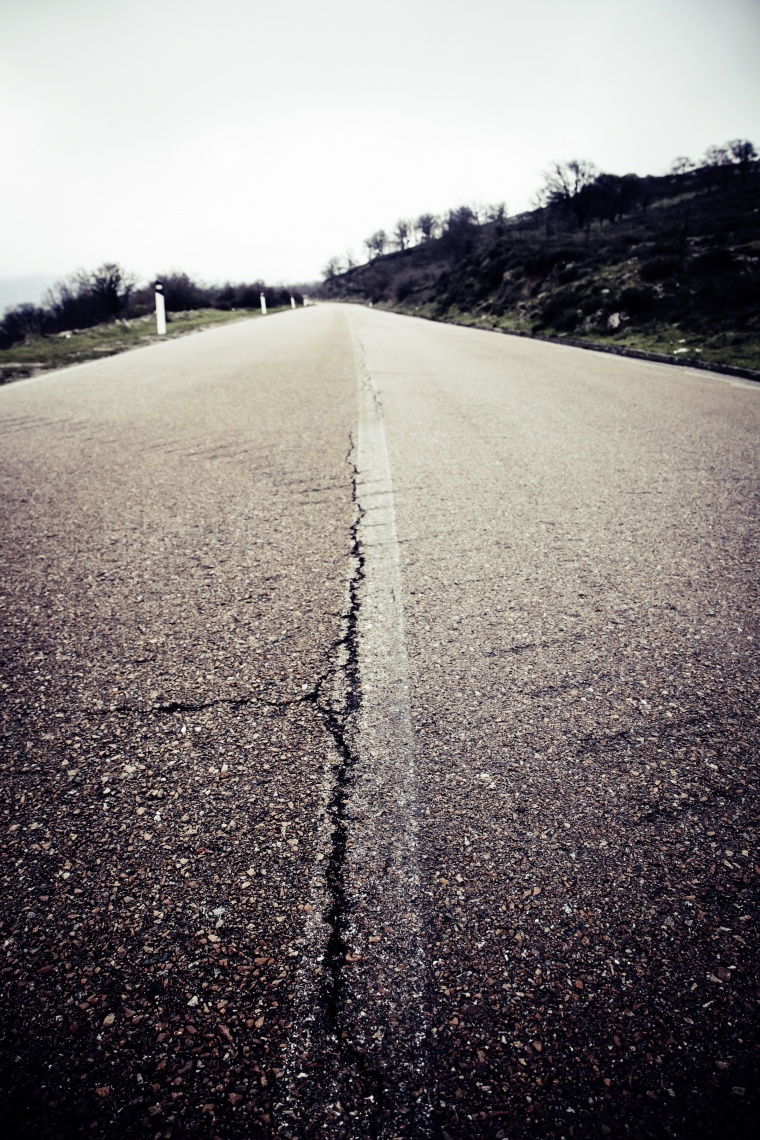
2, 0, 759, 298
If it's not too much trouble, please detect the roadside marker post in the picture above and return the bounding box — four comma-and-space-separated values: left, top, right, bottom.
155, 282, 167, 335
290, 295, 296, 309
260, 292, 267, 315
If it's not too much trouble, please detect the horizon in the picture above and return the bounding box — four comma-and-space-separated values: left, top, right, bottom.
2, 0, 759, 300
0, 146, 754, 313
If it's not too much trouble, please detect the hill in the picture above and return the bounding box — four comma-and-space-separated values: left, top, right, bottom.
317, 161, 760, 374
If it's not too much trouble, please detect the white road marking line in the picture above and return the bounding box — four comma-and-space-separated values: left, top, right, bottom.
277, 330, 431, 1136
344, 342, 431, 1127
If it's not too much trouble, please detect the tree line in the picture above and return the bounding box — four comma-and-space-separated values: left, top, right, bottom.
322, 138, 757, 278
323, 203, 508, 279
0, 267, 304, 350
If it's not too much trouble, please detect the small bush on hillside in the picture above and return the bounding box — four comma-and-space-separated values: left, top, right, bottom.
640, 256, 682, 282
689, 248, 735, 275
618, 286, 655, 316
524, 247, 587, 275
579, 291, 604, 317
0, 304, 46, 348
159, 272, 212, 311
44, 264, 137, 331
481, 258, 510, 289
539, 287, 579, 329
649, 240, 684, 257
394, 275, 417, 302
557, 264, 579, 285
696, 274, 760, 315
552, 308, 580, 332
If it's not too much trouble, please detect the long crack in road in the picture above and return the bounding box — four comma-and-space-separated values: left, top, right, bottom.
0, 304, 758, 1139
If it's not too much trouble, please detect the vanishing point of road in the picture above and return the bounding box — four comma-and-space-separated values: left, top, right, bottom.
1, 304, 758, 1139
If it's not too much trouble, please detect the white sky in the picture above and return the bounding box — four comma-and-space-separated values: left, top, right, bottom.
2, 0, 759, 293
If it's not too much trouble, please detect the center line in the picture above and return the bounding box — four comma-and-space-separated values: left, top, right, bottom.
278, 330, 431, 1138
341, 340, 431, 1133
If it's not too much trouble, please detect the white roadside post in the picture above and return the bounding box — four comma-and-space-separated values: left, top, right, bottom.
260, 292, 267, 316
290, 295, 296, 309
155, 282, 167, 335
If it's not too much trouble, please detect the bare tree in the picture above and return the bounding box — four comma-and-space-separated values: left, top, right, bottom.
703, 144, 730, 167
591, 173, 641, 223
0, 303, 46, 348
441, 205, 478, 260
727, 138, 757, 178
415, 213, 439, 242
44, 262, 136, 329
485, 201, 508, 236
365, 230, 388, 260
154, 271, 209, 311
702, 144, 732, 191
323, 256, 343, 280
669, 156, 694, 176
485, 202, 508, 224
82, 263, 136, 319
539, 160, 599, 229
393, 219, 412, 250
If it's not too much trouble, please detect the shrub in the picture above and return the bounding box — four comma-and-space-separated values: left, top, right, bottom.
649, 240, 683, 256
539, 287, 579, 330
552, 308, 580, 332
524, 246, 587, 275
44, 264, 137, 331
557, 264, 579, 285
640, 256, 681, 282
482, 258, 510, 289
394, 275, 417, 302
618, 285, 654, 316
696, 274, 760, 313
158, 272, 213, 311
0, 303, 47, 349
689, 248, 734, 275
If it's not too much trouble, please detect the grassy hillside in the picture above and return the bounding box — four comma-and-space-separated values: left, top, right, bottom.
318, 169, 760, 374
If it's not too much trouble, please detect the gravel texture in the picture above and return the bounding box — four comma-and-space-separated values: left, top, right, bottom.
1, 304, 758, 1139
0, 310, 356, 1137
351, 309, 759, 1138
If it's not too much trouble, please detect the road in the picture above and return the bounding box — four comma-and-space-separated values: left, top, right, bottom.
0, 304, 757, 1139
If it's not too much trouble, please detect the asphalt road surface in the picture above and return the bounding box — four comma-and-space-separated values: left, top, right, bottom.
0, 304, 757, 1140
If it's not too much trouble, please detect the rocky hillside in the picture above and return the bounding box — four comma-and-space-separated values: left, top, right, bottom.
318, 163, 760, 373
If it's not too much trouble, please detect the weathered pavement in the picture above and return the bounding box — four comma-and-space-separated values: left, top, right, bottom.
1, 304, 758, 1139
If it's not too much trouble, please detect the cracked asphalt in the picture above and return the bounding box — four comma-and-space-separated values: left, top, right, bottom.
1, 304, 758, 1139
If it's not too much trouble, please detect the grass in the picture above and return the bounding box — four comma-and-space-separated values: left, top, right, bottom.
0, 308, 283, 385
396, 306, 760, 374
481, 315, 760, 373
564, 327, 760, 373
